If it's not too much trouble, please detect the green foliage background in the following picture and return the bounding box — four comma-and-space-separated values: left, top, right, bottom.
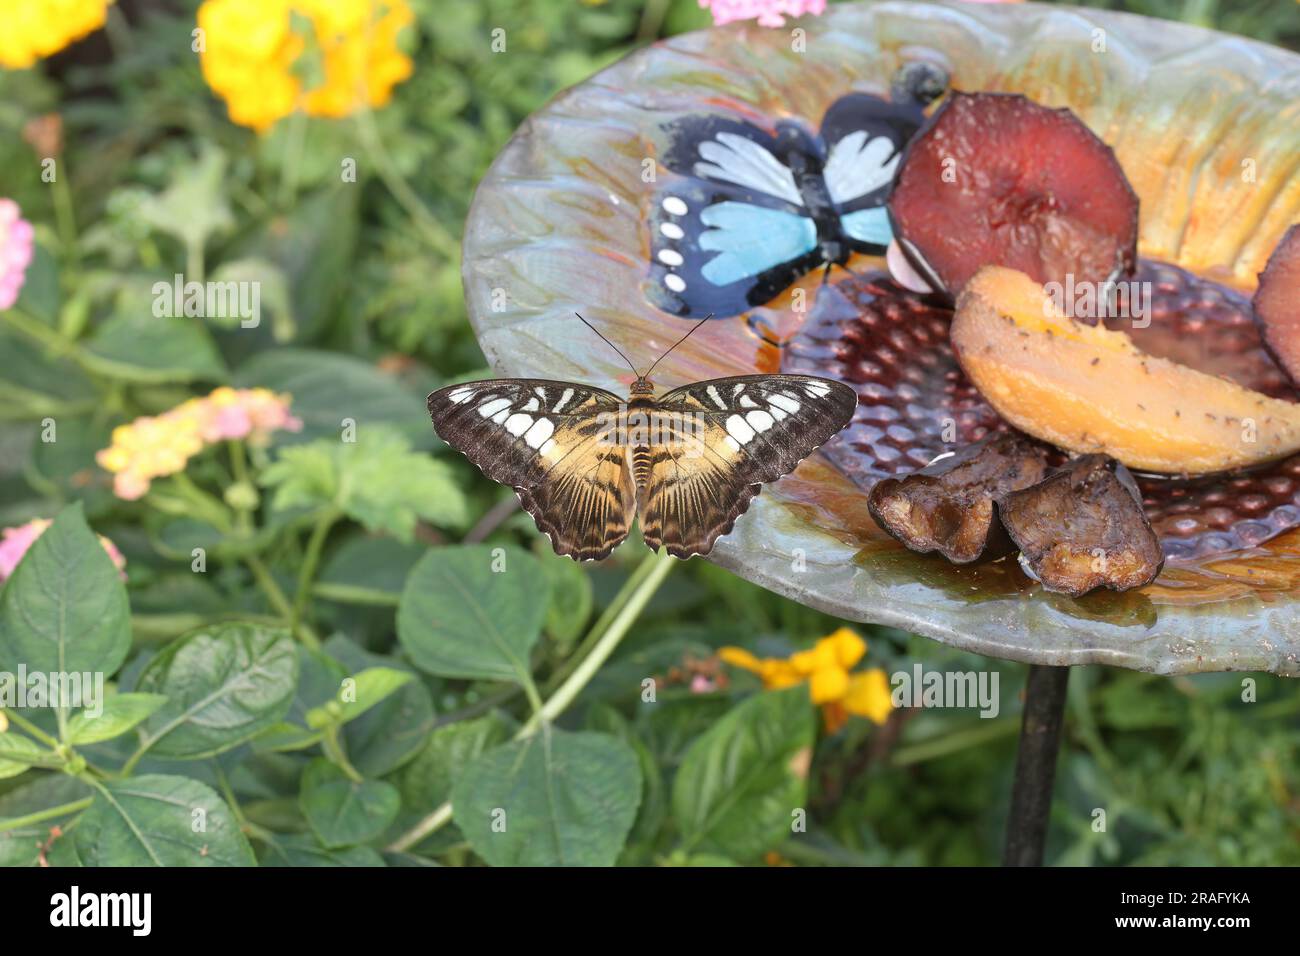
0, 0, 1298, 867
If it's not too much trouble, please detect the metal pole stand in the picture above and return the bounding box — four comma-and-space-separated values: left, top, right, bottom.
1003, 664, 1070, 866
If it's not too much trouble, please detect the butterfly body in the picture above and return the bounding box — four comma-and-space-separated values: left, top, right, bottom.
429, 372, 856, 561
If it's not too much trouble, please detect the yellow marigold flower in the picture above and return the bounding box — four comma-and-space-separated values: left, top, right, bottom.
0, 0, 115, 70
720, 627, 893, 733
197, 0, 414, 132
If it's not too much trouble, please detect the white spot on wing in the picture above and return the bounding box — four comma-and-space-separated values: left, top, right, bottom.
660, 222, 684, 240
706, 385, 727, 409
523, 397, 540, 412
523, 418, 554, 449
448, 387, 474, 404
723, 435, 741, 453
769, 393, 801, 414
504, 413, 533, 436
478, 397, 511, 418
664, 274, 686, 293
739, 394, 758, 408
805, 382, 831, 398
658, 249, 684, 267
553, 387, 575, 413
746, 409, 775, 432
726, 414, 755, 444
662, 196, 688, 216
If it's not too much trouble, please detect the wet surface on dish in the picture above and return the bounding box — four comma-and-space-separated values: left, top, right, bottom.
783, 260, 1300, 561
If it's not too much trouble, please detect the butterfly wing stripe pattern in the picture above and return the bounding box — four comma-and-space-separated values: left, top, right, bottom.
638, 374, 857, 557
427, 379, 636, 561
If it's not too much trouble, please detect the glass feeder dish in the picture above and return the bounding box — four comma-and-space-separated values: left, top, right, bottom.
460, 0, 1300, 678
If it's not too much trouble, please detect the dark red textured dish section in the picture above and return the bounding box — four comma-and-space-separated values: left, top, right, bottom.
783, 261, 1300, 561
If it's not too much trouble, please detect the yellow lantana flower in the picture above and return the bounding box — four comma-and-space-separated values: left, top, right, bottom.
197, 0, 414, 132
720, 627, 893, 732
96, 387, 300, 499
0, 0, 115, 69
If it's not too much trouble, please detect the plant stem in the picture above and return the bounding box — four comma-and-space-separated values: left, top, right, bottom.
353, 107, 457, 257
228, 439, 254, 533
1, 709, 60, 748
0, 797, 92, 835
387, 551, 674, 853
52, 170, 78, 263
520, 552, 673, 736
542, 552, 662, 694
291, 508, 339, 639
245, 554, 321, 650
323, 726, 364, 783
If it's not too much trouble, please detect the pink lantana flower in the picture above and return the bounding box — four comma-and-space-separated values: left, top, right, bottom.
198, 386, 303, 445
699, 0, 826, 28
0, 519, 127, 583
0, 199, 35, 311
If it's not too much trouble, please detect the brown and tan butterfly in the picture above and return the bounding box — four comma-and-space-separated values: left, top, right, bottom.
427, 316, 856, 561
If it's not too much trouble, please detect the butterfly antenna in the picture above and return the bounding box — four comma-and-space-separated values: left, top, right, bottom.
644, 314, 713, 380
575, 312, 639, 376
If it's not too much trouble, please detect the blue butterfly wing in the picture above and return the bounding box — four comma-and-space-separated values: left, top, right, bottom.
648, 179, 821, 319
839, 207, 894, 248
819, 94, 925, 254
648, 114, 824, 318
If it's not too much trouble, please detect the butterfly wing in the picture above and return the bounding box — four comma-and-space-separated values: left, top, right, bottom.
428, 380, 636, 561
637, 374, 857, 557
649, 116, 822, 318
819, 94, 925, 253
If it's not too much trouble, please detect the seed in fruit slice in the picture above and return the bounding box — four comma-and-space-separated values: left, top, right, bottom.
1252, 224, 1300, 385
867, 432, 1051, 563
952, 265, 1300, 475
998, 455, 1163, 596
888, 92, 1139, 296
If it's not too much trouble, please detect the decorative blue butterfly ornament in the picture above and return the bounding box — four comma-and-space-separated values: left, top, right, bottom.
647, 92, 928, 319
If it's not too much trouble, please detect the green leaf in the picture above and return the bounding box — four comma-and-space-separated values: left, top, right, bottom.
15, 242, 61, 323
208, 257, 294, 341
67, 693, 168, 745
671, 686, 815, 862
318, 535, 425, 602
306, 667, 413, 729
83, 311, 227, 384
323, 636, 434, 778
75, 775, 255, 866
261, 833, 385, 867
452, 729, 641, 867
0, 775, 91, 866
300, 759, 400, 848
0, 732, 50, 776
540, 548, 593, 647
400, 712, 512, 814
261, 426, 469, 539
251, 720, 322, 753
397, 544, 550, 683
136, 144, 234, 254
234, 348, 428, 447
0, 503, 130, 677
0, 326, 95, 417
135, 622, 298, 759
29, 415, 116, 516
